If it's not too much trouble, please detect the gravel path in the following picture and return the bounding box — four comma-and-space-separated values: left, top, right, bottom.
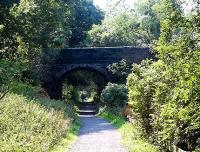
69, 115, 128, 152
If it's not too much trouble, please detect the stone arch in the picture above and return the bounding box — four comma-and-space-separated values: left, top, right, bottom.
43, 64, 110, 99
42, 47, 154, 99
56, 64, 111, 82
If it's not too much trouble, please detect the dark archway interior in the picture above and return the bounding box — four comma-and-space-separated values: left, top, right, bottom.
43, 67, 109, 101
43, 67, 108, 100
61, 68, 107, 104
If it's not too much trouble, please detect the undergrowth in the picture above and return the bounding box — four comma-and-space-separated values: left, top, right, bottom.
0, 82, 79, 152
51, 122, 80, 152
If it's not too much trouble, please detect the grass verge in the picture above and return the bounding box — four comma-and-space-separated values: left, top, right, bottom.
99, 111, 159, 152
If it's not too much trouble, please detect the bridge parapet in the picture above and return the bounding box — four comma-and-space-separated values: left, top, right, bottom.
57, 47, 153, 64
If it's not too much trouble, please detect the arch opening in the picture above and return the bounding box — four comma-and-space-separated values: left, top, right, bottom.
60, 68, 108, 106
42, 66, 110, 100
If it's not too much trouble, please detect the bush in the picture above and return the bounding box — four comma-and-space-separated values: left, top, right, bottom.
101, 83, 128, 107
127, 60, 165, 135
127, 59, 200, 151
0, 60, 25, 99
63, 83, 74, 100
62, 83, 81, 104
0, 82, 78, 151
126, 3, 200, 147
107, 59, 132, 83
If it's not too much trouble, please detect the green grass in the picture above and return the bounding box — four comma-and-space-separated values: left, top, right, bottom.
0, 82, 79, 152
100, 112, 160, 152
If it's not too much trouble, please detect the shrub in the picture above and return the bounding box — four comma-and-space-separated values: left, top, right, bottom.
0, 82, 78, 151
62, 83, 74, 100
127, 60, 166, 135
62, 82, 81, 104
107, 59, 132, 83
0, 60, 25, 99
101, 83, 128, 108
127, 59, 200, 151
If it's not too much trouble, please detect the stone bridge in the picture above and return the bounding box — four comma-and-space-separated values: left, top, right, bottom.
43, 47, 154, 99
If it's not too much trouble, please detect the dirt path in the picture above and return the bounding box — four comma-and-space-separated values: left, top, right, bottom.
69, 115, 127, 152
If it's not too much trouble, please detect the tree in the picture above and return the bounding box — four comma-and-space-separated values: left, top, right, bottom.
88, 12, 140, 46
87, 0, 161, 47
11, 0, 73, 61
0, 0, 20, 60
69, 0, 103, 47
127, 0, 200, 151
0, 0, 76, 93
